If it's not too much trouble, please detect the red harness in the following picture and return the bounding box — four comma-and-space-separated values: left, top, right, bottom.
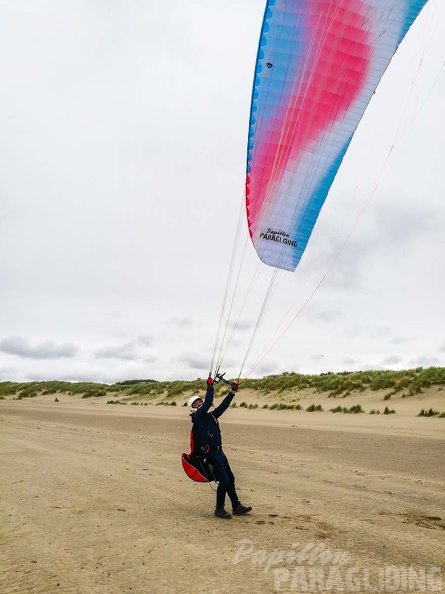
181, 424, 216, 482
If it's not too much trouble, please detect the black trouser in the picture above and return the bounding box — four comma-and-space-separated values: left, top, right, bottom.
211, 450, 240, 510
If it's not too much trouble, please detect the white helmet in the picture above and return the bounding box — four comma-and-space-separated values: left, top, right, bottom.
188, 395, 203, 414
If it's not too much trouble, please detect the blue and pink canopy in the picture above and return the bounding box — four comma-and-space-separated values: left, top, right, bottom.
246, 0, 428, 271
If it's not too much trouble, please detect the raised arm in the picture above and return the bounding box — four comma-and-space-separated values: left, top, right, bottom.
192, 383, 214, 420
212, 381, 239, 419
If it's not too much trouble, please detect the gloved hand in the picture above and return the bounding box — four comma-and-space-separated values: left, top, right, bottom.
207, 376, 214, 386
231, 381, 239, 392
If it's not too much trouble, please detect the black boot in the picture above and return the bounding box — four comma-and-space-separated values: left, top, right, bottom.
233, 503, 252, 515
214, 507, 232, 519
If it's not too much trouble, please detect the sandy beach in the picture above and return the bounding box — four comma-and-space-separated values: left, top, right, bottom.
1, 391, 444, 594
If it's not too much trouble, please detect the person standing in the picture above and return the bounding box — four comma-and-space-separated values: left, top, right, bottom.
188, 377, 252, 519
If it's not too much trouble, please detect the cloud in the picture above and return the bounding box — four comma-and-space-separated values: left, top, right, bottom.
382, 355, 403, 365
0, 364, 18, 380
179, 355, 209, 370
24, 359, 162, 384
407, 356, 441, 369
361, 363, 385, 371
93, 335, 153, 361
26, 369, 105, 383
306, 305, 344, 324
347, 324, 391, 340
369, 199, 443, 249
0, 336, 77, 360
391, 336, 413, 346
94, 342, 138, 361
143, 355, 158, 364
103, 310, 123, 320
233, 319, 255, 332
168, 317, 194, 329
342, 357, 358, 366
311, 196, 444, 294
255, 360, 283, 376
136, 335, 153, 347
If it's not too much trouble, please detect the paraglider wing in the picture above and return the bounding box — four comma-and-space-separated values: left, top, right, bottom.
246, 0, 428, 271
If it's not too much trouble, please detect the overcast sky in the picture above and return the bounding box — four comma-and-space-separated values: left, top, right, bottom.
1, 1, 444, 384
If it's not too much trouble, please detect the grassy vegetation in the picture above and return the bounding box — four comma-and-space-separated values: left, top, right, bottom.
238, 367, 445, 398
266, 403, 302, 411
237, 402, 258, 409
383, 406, 396, 415
1, 367, 444, 405
417, 408, 443, 417
330, 404, 364, 414
306, 404, 323, 412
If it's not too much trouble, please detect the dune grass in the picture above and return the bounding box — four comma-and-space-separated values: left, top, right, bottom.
417, 408, 441, 417
266, 403, 302, 410
383, 406, 396, 415
330, 404, 364, 414
1, 367, 444, 405
306, 404, 323, 412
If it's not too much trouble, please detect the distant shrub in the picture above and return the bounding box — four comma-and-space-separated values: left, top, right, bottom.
383, 406, 395, 415
17, 391, 37, 400
418, 408, 439, 417
348, 404, 364, 414
126, 382, 165, 397
306, 404, 323, 412
330, 404, 363, 414
439, 412, 445, 418
269, 403, 302, 410
166, 381, 201, 398
370, 374, 396, 391
0, 383, 22, 397
46, 381, 75, 394
407, 384, 423, 396
82, 388, 107, 398
330, 406, 346, 413
383, 394, 392, 401
369, 409, 380, 415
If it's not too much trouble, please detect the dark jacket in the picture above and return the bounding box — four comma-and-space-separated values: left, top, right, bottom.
191, 384, 235, 448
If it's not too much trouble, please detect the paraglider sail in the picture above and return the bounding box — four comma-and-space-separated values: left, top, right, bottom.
246, 0, 428, 271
